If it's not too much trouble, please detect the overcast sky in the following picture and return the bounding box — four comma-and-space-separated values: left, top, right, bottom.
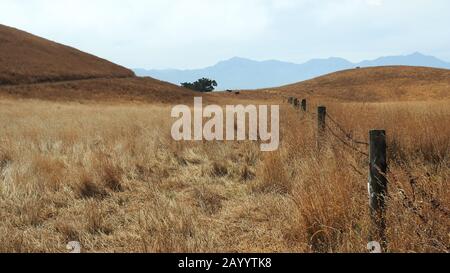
1, 0, 449, 69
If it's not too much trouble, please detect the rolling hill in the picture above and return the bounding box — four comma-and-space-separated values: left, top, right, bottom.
0, 24, 196, 103
1, 24, 449, 104
239, 66, 450, 102
0, 24, 135, 85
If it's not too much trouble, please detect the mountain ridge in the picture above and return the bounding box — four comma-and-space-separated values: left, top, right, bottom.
135, 53, 450, 90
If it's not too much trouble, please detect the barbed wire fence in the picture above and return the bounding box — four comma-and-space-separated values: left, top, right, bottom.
287, 96, 369, 157
285, 96, 449, 253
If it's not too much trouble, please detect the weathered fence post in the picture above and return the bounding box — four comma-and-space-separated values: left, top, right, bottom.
301, 99, 307, 112
368, 130, 388, 251
317, 106, 327, 148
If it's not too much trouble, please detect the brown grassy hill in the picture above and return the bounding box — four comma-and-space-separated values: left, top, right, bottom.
250, 66, 450, 102
0, 24, 134, 85
0, 24, 201, 103
0, 77, 199, 104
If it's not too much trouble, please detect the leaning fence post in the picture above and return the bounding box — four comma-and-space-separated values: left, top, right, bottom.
317, 106, 326, 148
301, 99, 307, 112
368, 130, 388, 251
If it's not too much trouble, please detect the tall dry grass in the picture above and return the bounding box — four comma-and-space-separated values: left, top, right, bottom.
277, 100, 449, 252
0, 98, 448, 253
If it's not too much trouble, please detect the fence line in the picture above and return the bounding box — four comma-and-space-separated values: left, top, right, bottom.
288, 97, 450, 251
287, 97, 449, 253
287, 97, 386, 251
287, 97, 369, 156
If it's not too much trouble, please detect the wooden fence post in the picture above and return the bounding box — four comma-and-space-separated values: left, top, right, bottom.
301, 99, 307, 112
288, 97, 294, 105
369, 130, 388, 251
317, 106, 326, 148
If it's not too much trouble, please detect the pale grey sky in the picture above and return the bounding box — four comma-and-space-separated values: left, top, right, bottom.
1, 0, 449, 69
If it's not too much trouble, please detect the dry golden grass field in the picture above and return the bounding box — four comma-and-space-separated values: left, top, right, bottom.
0, 24, 448, 254
0, 95, 448, 253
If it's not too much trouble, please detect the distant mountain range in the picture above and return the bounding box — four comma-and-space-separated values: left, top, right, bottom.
134, 52, 450, 90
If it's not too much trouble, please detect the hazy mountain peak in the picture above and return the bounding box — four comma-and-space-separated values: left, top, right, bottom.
357, 52, 448, 68
135, 53, 450, 90
305, 57, 352, 64
217, 56, 253, 64
229, 56, 251, 61
410, 51, 425, 56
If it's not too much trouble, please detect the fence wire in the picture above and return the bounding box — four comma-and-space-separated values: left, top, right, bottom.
326, 113, 369, 146
325, 123, 369, 157
286, 101, 369, 157
394, 171, 450, 218
287, 100, 450, 232
388, 172, 450, 224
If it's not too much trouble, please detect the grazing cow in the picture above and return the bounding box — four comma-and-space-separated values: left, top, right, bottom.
301, 99, 307, 111
293, 98, 300, 108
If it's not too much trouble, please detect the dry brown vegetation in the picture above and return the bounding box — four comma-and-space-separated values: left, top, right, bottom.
1, 23, 447, 253
0, 77, 197, 104
235, 66, 450, 102
0, 24, 134, 85
0, 97, 448, 253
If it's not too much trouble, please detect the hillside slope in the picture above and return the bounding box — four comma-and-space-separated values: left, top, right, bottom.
0, 77, 198, 104
0, 24, 134, 85
262, 66, 450, 102
0, 24, 201, 104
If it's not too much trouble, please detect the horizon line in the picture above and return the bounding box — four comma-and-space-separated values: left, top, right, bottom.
135, 52, 449, 71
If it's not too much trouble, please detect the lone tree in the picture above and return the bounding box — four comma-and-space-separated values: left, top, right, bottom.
181, 78, 218, 92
